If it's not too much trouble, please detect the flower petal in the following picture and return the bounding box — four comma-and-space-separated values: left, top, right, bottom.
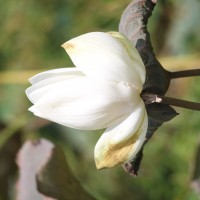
29, 68, 83, 84
62, 32, 145, 91
108, 32, 145, 84
94, 101, 147, 169
29, 77, 141, 130
26, 68, 84, 103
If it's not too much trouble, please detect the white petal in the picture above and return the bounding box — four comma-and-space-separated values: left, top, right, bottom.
26, 68, 84, 103
126, 112, 148, 161
29, 77, 141, 130
94, 101, 147, 169
29, 68, 83, 84
62, 32, 145, 91
108, 32, 145, 84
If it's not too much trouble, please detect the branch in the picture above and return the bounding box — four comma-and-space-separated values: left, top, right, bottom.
169, 69, 200, 79
141, 93, 200, 111
157, 95, 200, 111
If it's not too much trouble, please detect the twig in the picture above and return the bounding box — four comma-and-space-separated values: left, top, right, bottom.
141, 93, 200, 111
169, 69, 200, 79
157, 95, 200, 111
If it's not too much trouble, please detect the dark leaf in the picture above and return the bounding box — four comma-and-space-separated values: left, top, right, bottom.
146, 104, 179, 139
16, 139, 96, 200
36, 139, 96, 200
147, 103, 178, 122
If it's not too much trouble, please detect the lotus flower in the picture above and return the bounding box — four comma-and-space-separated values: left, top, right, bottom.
26, 32, 148, 169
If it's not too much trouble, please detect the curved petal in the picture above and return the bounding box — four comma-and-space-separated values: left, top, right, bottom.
29, 68, 83, 84
94, 101, 147, 169
26, 68, 84, 104
62, 32, 145, 91
28, 77, 141, 130
108, 32, 145, 84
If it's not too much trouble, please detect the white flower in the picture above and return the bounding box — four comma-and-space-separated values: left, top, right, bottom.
26, 32, 148, 169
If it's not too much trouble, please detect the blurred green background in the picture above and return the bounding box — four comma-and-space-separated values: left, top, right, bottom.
0, 0, 200, 199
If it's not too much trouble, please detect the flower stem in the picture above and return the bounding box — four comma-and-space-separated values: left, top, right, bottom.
157, 95, 200, 111
141, 93, 200, 111
169, 69, 200, 79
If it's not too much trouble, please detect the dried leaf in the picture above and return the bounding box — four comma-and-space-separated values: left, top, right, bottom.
146, 104, 179, 139
16, 139, 55, 200
17, 139, 96, 200
36, 139, 96, 200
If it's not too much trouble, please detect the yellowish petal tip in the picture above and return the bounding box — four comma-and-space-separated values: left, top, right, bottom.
108, 31, 124, 39
95, 159, 109, 170
95, 162, 104, 170
94, 151, 123, 170
95, 158, 122, 170
61, 42, 75, 51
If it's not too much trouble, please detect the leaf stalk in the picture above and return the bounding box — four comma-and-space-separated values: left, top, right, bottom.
141, 93, 200, 111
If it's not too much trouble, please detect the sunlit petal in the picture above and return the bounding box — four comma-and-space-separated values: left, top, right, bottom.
29, 68, 83, 84
94, 102, 147, 169
26, 68, 84, 104
108, 31, 145, 84
29, 77, 141, 130
62, 32, 145, 91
